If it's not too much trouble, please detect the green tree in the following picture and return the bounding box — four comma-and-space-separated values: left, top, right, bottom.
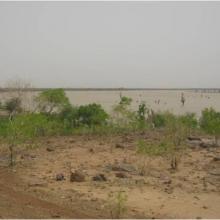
35, 89, 70, 114
113, 96, 136, 128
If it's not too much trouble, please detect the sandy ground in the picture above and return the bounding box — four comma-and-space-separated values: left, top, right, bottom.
0, 132, 220, 218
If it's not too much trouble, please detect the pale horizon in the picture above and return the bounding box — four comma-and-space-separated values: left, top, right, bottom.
0, 1, 220, 88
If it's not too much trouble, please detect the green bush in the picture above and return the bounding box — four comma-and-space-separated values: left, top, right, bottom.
200, 108, 220, 144
178, 113, 198, 129
152, 111, 176, 128
59, 105, 79, 130
6, 113, 65, 140
77, 103, 109, 127
35, 89, 70, 114
137, 102, 148, 121
119, 96, 132, 106
4, 97, 22, 117
113, 96, 136, 128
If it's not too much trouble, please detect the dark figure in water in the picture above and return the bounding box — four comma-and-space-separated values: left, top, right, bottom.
181, 93, 185, 106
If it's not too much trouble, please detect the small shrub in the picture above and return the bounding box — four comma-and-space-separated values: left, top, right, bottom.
119, 96, 132, 106
60, 105, 79, 130
165, 117, 188, 148
151, 111, 176, 128
77, 103, 109, 127
4, 97, 22, 118
135, 102, 150, 129
178, 113, 198, 130
200, 108, 220, 145
107, 191, 128, 218
113, 96, 136, 129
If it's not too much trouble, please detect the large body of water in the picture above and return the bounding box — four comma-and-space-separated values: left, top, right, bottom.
1, 89, 220, 116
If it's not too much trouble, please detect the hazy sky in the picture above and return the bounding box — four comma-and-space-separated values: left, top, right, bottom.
0, 1, 220, 88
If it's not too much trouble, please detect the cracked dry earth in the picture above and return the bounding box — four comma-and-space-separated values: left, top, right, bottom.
0, 132, 220, 218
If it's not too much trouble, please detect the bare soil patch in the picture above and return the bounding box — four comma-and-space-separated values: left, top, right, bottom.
0, 132, 220, 218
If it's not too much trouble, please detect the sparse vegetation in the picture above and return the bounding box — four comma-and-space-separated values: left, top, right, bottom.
137, 139, 175, 156
200, 108, 220, 145
107, 191, 128, 219
0, 88, 220, 219
0, 89, 220, 167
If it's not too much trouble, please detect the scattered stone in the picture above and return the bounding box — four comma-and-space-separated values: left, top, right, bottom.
111, 163, 136, 173
161, 176, 172, 185
28, 179, 47, 187
92, 174, 107, 181
188, 136, 202, 141
149, 170, 161, 178
46, 147, 54, 152
135, 179, 145, 185
70, 170, 85, 182
115, 143, 125, 149
213, 156, 220, 162
187, 138, 218, 148
200, 139, 216, 148
89, 148, 94, 153
164, 187, 173, 194
56, 173, 65, 181
200, 142, 214, 148
115, 172, 128, 178
208, 168, 220, 176
51, 214, 61, 218
20, 154, 36, 160
202, 205, 208, 209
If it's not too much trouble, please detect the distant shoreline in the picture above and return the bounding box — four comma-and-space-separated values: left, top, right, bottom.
0, 88, 220, 93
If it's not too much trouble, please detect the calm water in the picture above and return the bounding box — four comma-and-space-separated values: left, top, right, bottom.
1, 90, 220, 116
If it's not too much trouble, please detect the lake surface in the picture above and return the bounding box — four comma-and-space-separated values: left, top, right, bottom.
1, 90, 220, 116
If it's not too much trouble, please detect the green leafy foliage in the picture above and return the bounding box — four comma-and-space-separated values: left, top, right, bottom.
59, 105, 79, 130
119, 96, 132, 106
200, 108, 220, 143
178, 113, 198, 129
0, 117, 10, 136
77, 103, 109, 127
135, 102, 150, 130
4, 97, 22, 116
151, 111, 176, 128
6, 113, 64, 141
137, 102, 148, 121
113, 96, 136, 128
35, 89, 70, 114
